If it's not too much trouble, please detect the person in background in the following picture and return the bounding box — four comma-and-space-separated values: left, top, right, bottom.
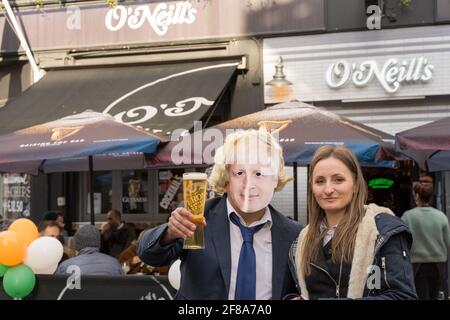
402, 182, 450, 300
0, 218, 13, 231
39, 220, 61, 238
418, 174, 433, 185
119, 239, 169, 275
56, 224, 124, 276
56, 211, 69, 237
39, 220, 71, 262
42, 210, 68, 237
42, 210, 58, 223
289, 145, 417, 300
101, 209, 136, 258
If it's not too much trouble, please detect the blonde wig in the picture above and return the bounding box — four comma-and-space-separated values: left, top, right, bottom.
208, 128, 292, 194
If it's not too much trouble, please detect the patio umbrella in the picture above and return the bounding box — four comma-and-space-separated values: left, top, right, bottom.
395, 116, 450, 172
149, 100, 399, 220
0, 110, 163, 224
150, 101, 398, 167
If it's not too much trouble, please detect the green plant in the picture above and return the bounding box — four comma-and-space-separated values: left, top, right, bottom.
34, 0, 44, 10
106, 0, 119, 8
399, 0, 412, 6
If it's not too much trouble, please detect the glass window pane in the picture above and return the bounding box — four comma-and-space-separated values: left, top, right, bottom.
122, 170, 148, 214
93, 171, 112, 214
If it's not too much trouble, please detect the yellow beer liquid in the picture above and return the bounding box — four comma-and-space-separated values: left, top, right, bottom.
189, 215, 205, 225
183, 173, 207, 249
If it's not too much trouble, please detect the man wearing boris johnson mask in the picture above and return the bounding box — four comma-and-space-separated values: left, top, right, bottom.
138, 128, 302, 300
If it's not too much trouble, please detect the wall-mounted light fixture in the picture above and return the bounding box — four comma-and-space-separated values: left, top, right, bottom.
265, 56, 292, 103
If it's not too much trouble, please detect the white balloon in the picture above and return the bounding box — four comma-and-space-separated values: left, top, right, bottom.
168, 259, 181, 290
24, 237, 63, 272
33, 263, 58, 275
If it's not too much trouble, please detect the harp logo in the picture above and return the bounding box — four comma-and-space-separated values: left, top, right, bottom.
51, 126, 83, 141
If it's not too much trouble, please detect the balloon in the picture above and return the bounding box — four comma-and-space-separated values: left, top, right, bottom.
33, 263, 58, 275
168, 259, 181, 290
0, 231, 27, 266
3, 264, 36, 299
24, 237, 63, 273
0, 263, 10, 277
8, 219, 39, 246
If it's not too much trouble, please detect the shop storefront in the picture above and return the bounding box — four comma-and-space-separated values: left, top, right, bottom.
0, 0, 325, 227
263, 24, 450, 220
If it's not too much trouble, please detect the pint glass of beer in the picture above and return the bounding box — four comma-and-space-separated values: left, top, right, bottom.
182, 172, 207, 249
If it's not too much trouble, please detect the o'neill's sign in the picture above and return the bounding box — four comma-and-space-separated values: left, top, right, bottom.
105, 1, 198, 36
326, 57, 434, 94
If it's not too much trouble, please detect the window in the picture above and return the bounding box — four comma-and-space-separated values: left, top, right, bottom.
90, 171, 112, 214
121, 170, 148, 214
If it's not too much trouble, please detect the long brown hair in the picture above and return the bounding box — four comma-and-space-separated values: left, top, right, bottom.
301, 146, 368, 275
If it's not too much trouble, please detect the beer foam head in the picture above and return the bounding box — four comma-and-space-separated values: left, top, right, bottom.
183, 172, 207, 180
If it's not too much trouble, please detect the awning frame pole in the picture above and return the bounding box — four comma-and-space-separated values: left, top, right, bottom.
2, 0, 42, 83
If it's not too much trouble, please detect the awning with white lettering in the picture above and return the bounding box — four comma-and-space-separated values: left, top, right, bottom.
0, 60, 239, 137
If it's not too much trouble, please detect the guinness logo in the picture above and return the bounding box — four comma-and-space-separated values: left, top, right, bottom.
51, 126, 83, 141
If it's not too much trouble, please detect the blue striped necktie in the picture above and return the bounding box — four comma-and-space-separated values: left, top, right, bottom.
229, 212, 265, 300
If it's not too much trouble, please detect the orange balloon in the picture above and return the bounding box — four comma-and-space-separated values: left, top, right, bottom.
8, 218, 39, 246
0, 231, 27, 266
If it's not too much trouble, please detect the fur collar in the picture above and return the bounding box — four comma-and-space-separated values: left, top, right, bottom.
295, 203, 394, 299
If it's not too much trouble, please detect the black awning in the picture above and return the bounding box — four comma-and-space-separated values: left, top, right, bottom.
0, 60, 238, 136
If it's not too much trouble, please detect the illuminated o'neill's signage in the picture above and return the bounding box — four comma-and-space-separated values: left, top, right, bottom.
368, 178, 394, 189
105, 1, 198, 36
326, 57, 434, 93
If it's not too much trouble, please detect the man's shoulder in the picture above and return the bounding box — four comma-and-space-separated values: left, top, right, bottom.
97, 252, 122, 264
403, 207, 420, 215
269, 206, 302, 233
204, 196, 226, 213
56, 255, 84, 274
56, 258, 72, 273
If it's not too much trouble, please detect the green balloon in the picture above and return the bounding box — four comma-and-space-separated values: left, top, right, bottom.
3, 264, 36, 299
0, 263, 9, 277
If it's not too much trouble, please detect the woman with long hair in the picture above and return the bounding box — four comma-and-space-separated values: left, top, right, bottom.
289, 145, 417, 299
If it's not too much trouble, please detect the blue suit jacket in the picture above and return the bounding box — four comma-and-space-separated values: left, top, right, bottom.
138, 196, 302, 300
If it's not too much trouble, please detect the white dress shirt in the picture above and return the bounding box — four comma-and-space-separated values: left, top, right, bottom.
226, 199, 273, 300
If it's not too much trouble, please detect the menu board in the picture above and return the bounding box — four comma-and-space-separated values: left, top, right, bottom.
1, 173, 31, 219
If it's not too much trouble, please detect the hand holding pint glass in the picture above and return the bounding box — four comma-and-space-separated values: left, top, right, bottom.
182, 173, 207, 249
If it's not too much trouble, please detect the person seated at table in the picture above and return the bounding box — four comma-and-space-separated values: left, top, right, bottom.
56, 224, 124, 276
101, 209, 136, 258
39, 221, 72, 262
39, 220, 61, 238
119, 238, 169, 275
42, 210, 69, 237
